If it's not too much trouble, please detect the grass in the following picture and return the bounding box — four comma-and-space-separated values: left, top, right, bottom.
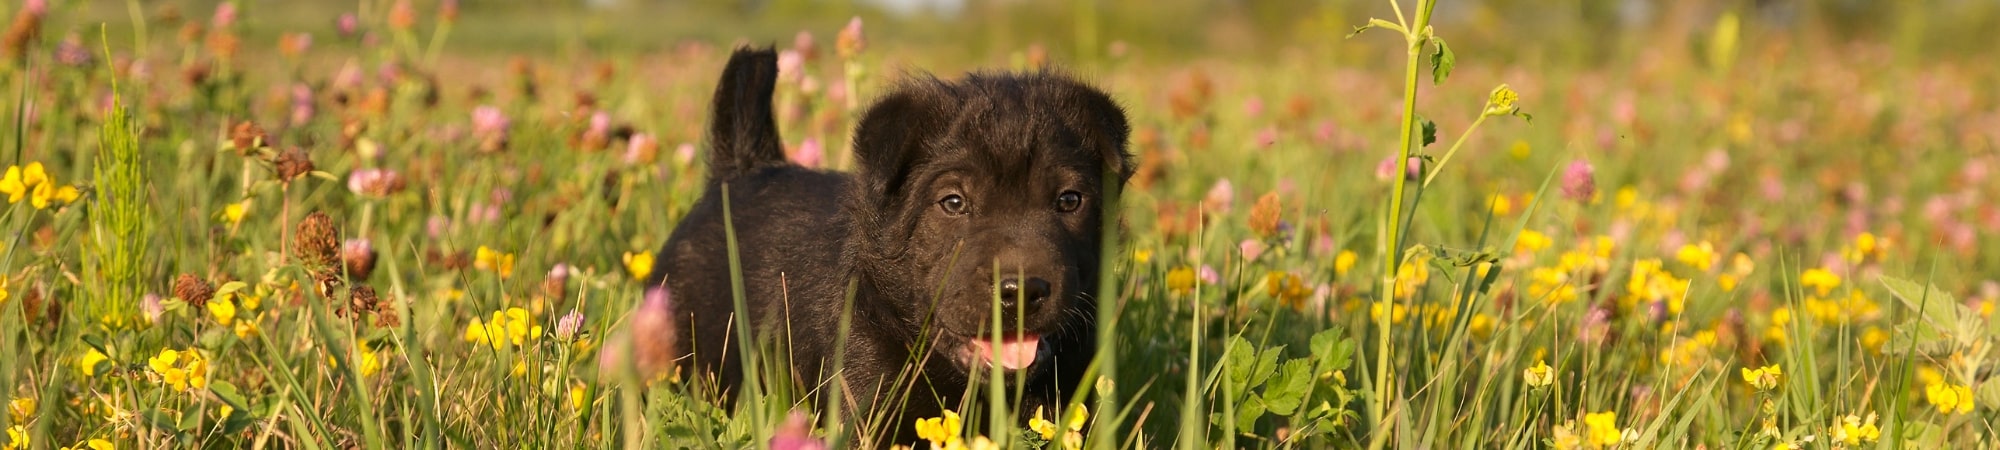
5, 0, 2000, 449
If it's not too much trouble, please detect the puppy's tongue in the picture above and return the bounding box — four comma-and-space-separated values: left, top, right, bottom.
969, 335, 1042, 370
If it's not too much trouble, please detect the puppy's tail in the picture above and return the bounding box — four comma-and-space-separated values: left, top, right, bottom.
705, 47, 788, 180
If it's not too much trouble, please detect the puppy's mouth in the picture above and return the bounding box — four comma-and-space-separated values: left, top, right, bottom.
961, 333, 1050, 372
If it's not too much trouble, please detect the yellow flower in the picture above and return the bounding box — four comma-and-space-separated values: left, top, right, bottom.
356, 348, 382, 378
1468, 313, 1495, 339
569, 384, 589, 412
475, 246, 517, 278
1488, 194, 1514, 216
220, 201, 249, 225
1581, 411, 1621, 448
207, 297, 237, 326
5, 425, 28, 450
1550, 420, 1581, 450
1393, 254, 1431, 299
913, 409, 963, 447
501, 307, 542, 346
1164, 266, 1195, 295
1132, 249, 1153, 264
1029, 406, 1059, 440
149, 349, 208, 392
622, 251, 655, 281
1800, 268, 1840, 296
234, 315, 262, 339
77, 348, 109, 377
1523, 359, 1555, 388
1508, 140, 1532, 160
6, 397, 32, 423
464, 317, 496, 348
1334, 250, 1358, 277
59, 438, 114, 450
1, 276, 9, 306
1843, 232, 1883, 264
1831, 413, 1880, 446
19, 163, 45, 188
1264, 271, 1309, 309
1925, 382, 1974, 415
1515, 230, 1551, 254
0, 165, 25, 203
1741, 364, 1781, 391
28, 182, 53, 209
1675, 241, 1717, 272
967, 436, 999, 450
1370, 302, 1408, 325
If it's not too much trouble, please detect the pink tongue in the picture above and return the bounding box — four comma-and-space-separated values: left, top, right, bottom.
971, 336, 1041, 370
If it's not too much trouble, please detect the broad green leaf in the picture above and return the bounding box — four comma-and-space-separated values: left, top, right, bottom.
1429, 37, 1454, 84
1263, 359, 1315, 415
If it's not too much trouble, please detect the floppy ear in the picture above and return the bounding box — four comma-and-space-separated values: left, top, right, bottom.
850, 83, 948, 206
1062, 82, 1134, 184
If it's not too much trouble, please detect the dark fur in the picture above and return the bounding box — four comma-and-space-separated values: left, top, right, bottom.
649, 47, 1131, 445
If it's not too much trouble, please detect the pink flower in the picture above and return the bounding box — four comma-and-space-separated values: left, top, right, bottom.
1243, 97, 1265, 117
776, 50, 805, 84
1198, 265, 1220, 285
472, 106, 509, 135
289, 83, 316, 126
211, 2, 238, 28
1204, 178, 1234, 213
624, 133, 659, 165
792, 30, 817, 58
1239, 239, 1266, 262
770, 410, 826, 450
1254, 126, 1279, 149
337, 13, 360, 37
1376, 156, 1422, 181
555, 310, 585, 341
675, 143, 697, 165
142, 293, 164, 324
791, 138, 823, 168
347, 168, 406, 198
24, 0, 48, 16
1560, 160, 1596, 203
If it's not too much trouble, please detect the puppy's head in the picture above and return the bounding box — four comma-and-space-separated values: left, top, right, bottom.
849, 71, 1130, 377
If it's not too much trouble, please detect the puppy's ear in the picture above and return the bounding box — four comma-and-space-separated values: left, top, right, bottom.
851, 82, 948, 204
1061, 81, 1134, 184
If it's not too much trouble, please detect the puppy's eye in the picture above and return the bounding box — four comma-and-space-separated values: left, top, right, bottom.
1055, 191, 1084, 212
939, 194, 967, 215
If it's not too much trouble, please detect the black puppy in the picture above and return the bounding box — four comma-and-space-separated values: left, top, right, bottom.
648, 47, 1130, 445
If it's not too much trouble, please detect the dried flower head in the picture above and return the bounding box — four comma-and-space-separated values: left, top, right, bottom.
296, 211, 342, 270
174, 274, 216, 308
342, 238, 377, 280
274, 147, 314, 181
230, 120, 267, 153
345, 285, 380, 319
1247, 191, 1283, 238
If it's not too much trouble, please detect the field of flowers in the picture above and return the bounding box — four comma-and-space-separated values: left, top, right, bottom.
5, 0, 2000, 449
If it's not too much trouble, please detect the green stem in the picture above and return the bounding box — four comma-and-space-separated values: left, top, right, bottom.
1421, 114, 1489, 188
1372, 0, 1433, 446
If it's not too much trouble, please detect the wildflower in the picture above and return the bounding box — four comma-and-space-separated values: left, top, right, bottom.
342, 239, 377, 280
6, 397, 31, 423
1550, 421, 1581, 450
1165, 266, 1196, 295
346, 168, 406, 198
1830, 413, 1880, 446
1247, 192, 1282, 238
1676, 241, 1717, 271
569, 384, 590, 413
1509, 140, 1532, 160
791, 137, 823, 168
623, 287, 679, 379
77, 347, 108, 377
1392, 254, 1431, 299
148, 348, 209, 392
1334, 250, 1358, 277
297, 211, 343, 270
1376, 156, 1422, 181
1561, 160, 1596, 204
1925, 382, 1974, 415
1265, 271, 1309, 309
356, 348, 382, 378
770, 410, 826, 450
4, 426, 27, 450
1524, 359, 1556, 388
1484, 84, 1520, 116
1132, 248, 1152, 264
1581, 411, 1621, 448
474, 246, 517, 278
1516, 230, 1552, 254
59, 439, 113, 450
0, 165, 25, 203
273, 147, 315, 181
464, 317, 498, 349
1800, 268, 1840, 296
623, 133, 660, 165
1370, 302, 1408, 325
1488, 194, 1514, 215
913, 409, 962, 448
542, 264, 572, 301
173, 274, 216, 308
472, 106, 511, 152
1719, 253, 1754, 292
219, 200, 250, 225
233, 315, 261, 339
1029, 406, 1059, 440
1239, 239, 1266, 262
1204, 178, 1234, 213
834, 17, 865, 58
1741, 364, 1781, 391
0, 277, 7, 306
207, 295, 237, 326
622, 251, 654, 281
555, 310, 584, 341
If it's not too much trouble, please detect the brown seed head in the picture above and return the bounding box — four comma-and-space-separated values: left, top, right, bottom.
230, 120, 267, 153
174, 274, 216, 308
1248, 191, 1283, 238
274, 147, 315, 181
297, 211, 341, 269
342, 239, 377, 280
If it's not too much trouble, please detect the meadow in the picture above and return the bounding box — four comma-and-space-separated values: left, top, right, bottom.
5, 0, 2000, 448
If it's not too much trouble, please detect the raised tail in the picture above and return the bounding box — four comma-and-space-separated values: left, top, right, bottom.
705, 47, 788, 180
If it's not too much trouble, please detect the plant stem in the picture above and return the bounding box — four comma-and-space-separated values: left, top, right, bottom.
1422, 114, 1490, 188
1373, 0, 1433, 445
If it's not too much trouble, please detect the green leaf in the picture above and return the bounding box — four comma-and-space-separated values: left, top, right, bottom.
1347, 18, 1407, 39
1429, 37, 1454, 85
216, 281, 250, 298
210, 380, 250, 411
1309, 328, 1355, 376
1420, 118, 1438, 147
1236, 393, 1269, 427
1262, 359, 1315, 415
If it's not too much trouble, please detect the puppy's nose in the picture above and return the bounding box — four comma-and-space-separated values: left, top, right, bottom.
998, 277, 1052, 308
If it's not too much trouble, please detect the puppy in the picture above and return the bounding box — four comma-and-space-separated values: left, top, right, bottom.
648, 47, 1130, 445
